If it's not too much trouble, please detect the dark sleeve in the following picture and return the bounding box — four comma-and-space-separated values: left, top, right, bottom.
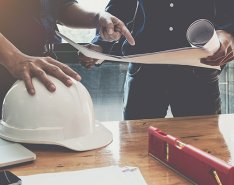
92, 0, 137, 54
60, 0, 78, 7
57, 0, 78, 15
55, 0, 78, 26
214, 0, 234, 35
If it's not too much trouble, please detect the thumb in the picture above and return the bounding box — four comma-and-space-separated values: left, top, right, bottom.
100, 15, 114, 34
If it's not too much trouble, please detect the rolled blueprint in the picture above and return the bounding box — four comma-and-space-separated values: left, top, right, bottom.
186, 19, 220, 54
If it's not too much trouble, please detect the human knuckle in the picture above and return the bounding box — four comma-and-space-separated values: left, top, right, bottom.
35, 69, 45, 76
107, 22, 113, 27
118, 20, 124, 26
51, 66, 61, 73
62, 64, 70, 70
44, 56, 52, 61
33, 60, 43, 66
21, 63, 29, 71
223, 40, 229, 47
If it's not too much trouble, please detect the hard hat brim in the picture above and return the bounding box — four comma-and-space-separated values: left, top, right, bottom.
57, 122, 113, 151
0, 121, 113, 151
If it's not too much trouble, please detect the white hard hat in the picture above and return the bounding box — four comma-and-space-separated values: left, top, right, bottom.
0, 76, 113, 151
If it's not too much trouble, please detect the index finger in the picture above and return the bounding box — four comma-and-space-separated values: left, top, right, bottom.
113, 17, 135, 46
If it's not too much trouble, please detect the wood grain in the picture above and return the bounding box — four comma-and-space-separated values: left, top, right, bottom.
5, 114, 234, 185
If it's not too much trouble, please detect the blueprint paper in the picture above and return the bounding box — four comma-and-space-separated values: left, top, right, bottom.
121, 166, 148, 185
20, 166, 148, 185
56, 19, 220, 70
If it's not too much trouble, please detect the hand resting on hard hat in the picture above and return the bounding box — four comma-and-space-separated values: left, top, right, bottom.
6, 55, 82, 95
78, 44, 104, 68
0, 33, 81, 95
0, 76, 113, 151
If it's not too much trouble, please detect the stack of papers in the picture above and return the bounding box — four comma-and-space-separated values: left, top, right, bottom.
20, 166, 147, 185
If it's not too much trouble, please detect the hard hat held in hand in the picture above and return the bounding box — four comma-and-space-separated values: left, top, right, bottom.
0, 76, 113, 151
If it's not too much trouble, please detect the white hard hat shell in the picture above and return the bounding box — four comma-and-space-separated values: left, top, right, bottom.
0, 76, 112, 151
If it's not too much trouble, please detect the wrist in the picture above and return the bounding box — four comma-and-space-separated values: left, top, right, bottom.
94, 12, 100, 28
0, 34, 26, 68
0, 50, 17, 70
0, 33, 6, 65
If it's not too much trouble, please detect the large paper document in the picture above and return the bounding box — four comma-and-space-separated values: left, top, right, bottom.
20, 166, 147, 185
56, 19, 220, 70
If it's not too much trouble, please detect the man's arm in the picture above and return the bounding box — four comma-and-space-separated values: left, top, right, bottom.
58, 2, 99, 29
77, 0, 137, 68
92, 0, 137, 54
58, 1, 135, 45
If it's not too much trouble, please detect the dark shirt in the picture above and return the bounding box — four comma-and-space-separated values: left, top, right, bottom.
0, 0, 77, 56
93, 0, 234, 56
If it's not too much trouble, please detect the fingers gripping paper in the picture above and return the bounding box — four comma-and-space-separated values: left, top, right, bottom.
56, 19, 220, 70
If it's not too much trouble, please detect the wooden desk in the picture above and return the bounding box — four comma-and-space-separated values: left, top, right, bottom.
5, 114, 234, 185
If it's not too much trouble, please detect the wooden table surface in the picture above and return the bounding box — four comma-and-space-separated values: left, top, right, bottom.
5, 114, 234, 185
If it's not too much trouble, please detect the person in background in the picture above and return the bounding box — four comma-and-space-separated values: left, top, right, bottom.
0, 0, 135, 118
80, 0, 234, 120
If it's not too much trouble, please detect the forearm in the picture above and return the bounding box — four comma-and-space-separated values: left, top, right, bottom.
59, 3, 99, 28
0, 33, 24, 69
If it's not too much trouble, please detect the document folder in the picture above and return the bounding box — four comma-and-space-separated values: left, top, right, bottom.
148, 126, 234, 185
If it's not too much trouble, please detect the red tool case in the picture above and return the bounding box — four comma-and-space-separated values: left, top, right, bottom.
148, 126, 234, 185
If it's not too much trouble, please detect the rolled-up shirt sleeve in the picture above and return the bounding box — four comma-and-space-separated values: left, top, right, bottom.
59, 0, 78, 11
61, 0, 78, 6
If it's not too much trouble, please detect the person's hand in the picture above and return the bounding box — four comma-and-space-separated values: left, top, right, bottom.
201, 30, 234, 66
4, 53, 81, 95
97, 12, 135, 46
78, 44, 103, 68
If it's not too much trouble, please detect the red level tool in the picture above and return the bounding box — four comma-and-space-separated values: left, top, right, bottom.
148, 126, 234, 185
